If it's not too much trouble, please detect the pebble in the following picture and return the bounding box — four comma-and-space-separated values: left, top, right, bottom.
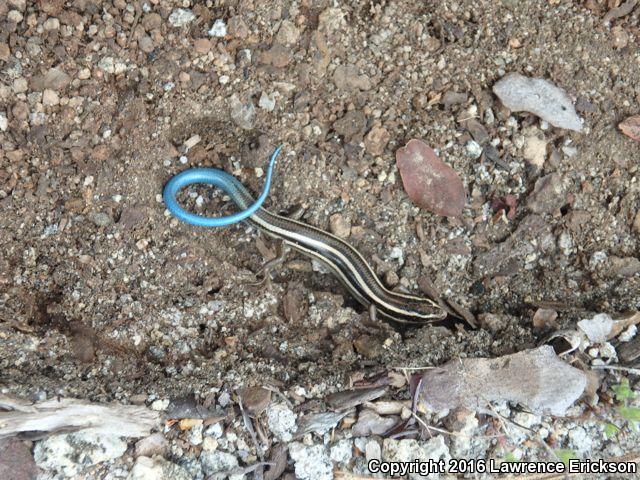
193, 38, 211, 54
329, 213, 351, 238
134, 433, 169, 458
523, 130, 547, 167
41, 67, 71, 90
382, 437, 451, 480
258, 91, 276, 111
0, 112, 7, 132
183, 135, 201, 151
208, 19, 227, 37
275, 19, 300, 45
396, 139, 466, 217
266, 403, 297, 441
289, 443, 333, 480
129, 456, 191, 480
332, 64, 371, 91
168, 9, 195, 28
526, 173, 567, 214
493, 73, 582, 131
364, 127, 390, 156
13, 77, 28, 93
200, 450, 238, 477
465, 140, 483, 158
8, 10, 24, 23
34, 432, 127, 477
42, 89, 59, 106
229, 96, 255, 130
138, 36, 154, 53
0, 438, 39, 480
90, 212, 112, 227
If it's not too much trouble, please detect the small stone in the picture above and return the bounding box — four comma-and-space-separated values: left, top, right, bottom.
464, 118, 489, 144
142, 13, 162, 31
239, 386, 271, 415
134, 433, 169, 458
352, 409, 397, 436
42, 89, 59, 106
34, 432, 127, 478
129, 456, 191, 480
523, 129, 547, 167
200, 450, 238, 477
382, 437, 451, 480
619, 115, 640, 142
527, 172, 567, 214
13, 77, 28, 93
183, 135, 201, 150
465, 140, 483, 158
258, 92, 276, 111
608, 256, 640, 278
193, 38, 211, 54
0, 438, 39, 480
9, 0, 26, 10
258, 44, 292, 68
329, 213, 351, 238
90, 212, 112, 227
78, 68, 91, 80
169, 8, 195, 27
8, 10, 24, 23
43, 17, 60, 30
333, 110, 366, 142
229, 96, 255, 130
396, 139, 466, 217
0, 112, 8, 132
208, 19, 227, 37
364, 127, 390, 156
40, 67, 71, 90
228, 16, 249, 39
0, 43, 10, 61
332, 64, 371, 91
275, 19, 300, 45
384, 270, 399, 287
289, 443, 333, 480
138, 36, 154, 53
532, 308, 558, 330
493, 73, 582, 131
440, 91, 468, 107
266, 403, 297, 441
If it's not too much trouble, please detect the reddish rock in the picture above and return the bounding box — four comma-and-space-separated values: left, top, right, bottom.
395, 139, 466, 217
619, 115, 640, 142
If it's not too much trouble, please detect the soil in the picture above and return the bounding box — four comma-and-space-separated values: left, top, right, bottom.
1, 0, 639, 478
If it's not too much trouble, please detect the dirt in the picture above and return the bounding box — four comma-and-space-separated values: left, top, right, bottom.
1, 0, 639, 477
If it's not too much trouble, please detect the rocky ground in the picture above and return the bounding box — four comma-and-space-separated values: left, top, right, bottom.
1, 0, 639, 479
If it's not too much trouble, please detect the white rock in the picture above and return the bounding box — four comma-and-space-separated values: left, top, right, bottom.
578, 313, 614, 343
169, 9, 195, 27
208, 19, 227, 37
128, 456, 191, 480
42, 89, 60, 106
289, 443, 333, 480
465, 140, 482, 159
200, 450, 238, 477
8, 10, 24, 23
523, 130, 547, 167
330, 439, 353, 464
34, 432, 127, 477
258, 92, 276, 111
382, 437, 450, 480
493, 73, 582, 131
0, 112, 8, 132
266, 403, 297, 441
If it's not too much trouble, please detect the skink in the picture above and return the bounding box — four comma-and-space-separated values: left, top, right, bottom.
163, 147, 448, 324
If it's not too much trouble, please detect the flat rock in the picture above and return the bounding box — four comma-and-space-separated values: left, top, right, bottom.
396, 139, 466, 217
289, 443, 333, 480
527, 172, 567, 214
493, 73, 582, 131
0, 438, 38, 480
